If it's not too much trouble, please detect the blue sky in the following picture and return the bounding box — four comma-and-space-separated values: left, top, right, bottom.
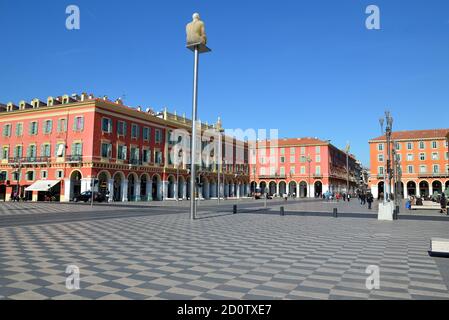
1, 0, 448, 166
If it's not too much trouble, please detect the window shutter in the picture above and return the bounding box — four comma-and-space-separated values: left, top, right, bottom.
123, 146, 127, 160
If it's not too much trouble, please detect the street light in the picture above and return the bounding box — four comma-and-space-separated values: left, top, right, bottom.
216, 118, 224, 204
176, 149, 183, 202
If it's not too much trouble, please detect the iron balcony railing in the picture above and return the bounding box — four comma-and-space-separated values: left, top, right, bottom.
129, 159, 143, 166
8, 157, 50, 164
66, 155, 83, 163
418, 172, 449, 178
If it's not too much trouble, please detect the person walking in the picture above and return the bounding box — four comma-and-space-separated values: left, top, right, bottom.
440, 193, 447, 215
367, 193, 374, 210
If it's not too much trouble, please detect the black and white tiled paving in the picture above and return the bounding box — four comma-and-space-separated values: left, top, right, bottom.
1, 208, 449, 300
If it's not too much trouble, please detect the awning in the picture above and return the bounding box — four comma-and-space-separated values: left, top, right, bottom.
25, 180, 60, 192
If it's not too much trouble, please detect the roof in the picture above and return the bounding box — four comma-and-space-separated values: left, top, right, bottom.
370, 129, 449, 142
255, 137, 330, 147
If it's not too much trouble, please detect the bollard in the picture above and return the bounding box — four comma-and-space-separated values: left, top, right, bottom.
393, 208, 398, 220
280, 206, 285, 216
333, 208, 338, 218
395, 205, 400, 215
233, 205, 237, 214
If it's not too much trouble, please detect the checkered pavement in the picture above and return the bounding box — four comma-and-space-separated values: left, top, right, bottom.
0, 202, 116, 216
1, 209, 449, 300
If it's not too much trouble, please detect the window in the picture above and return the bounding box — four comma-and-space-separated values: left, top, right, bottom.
280, 148, 285, 155
131, 124, 139, 139
407, 165, 414, 174
29, 121, 38, 135
280, 167, 285, 175
396, 154, 402, 162
280, 156, 285, 164
407, 142, 413, 150
315, 166, 321, 175
15, 123, 23, 137
26, 171, 34, 181
316, 155, 321, 163
12, 171, 21, 181
155, 150, 163, 164
57, 119, 67, 133
395, 142, 401, 150
56, 170, 64, 179
290, 166, 295, 175
56, 143, 65, 157
407, 154, 413, 162
378, 167, 384, 175
260, 167, 266, 175
117, 121, 127, 136
73, 116, 84, 131
41, 171, 48, 179
378, 154, 384, 162
431, 152, 439, 160
101, 143, 112, 158
300, 166, 306, 174
72, 143, 83, 156
419, 141, 425, 149
14, 145, 23, 158
378, 144, 384, 151
116, 145, 126, 160
432, 141, 438, 149
419, 153, 426, 161
41, 144, 51, 157
2, 124, 11, 137
43, 120, 52, 134
433, 165, 440, 174
142, 149, 151, 163
101, 118, 112, 133
143, 127, 150, 141
446, 152, 449, 161
155, 129, 162, 143
300, 156, 307, 163
290, 156, 295, 163
316, 146, 321, 154
26, 145, 37, 159
1, 146, 9, 160
446, 164, 449, 173
269, 167, 276, 176
290, 147, 295, 155
130, 147, 139, 161
419, 165, 427, 173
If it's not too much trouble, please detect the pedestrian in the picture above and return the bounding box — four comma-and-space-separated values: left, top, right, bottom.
367, 193, 374, 210
347, 194, 351, 202
440, 193, 447, 215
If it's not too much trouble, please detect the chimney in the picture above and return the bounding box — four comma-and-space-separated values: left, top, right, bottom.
80, 93, 89, 101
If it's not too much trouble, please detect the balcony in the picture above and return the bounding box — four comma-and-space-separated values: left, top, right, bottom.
377, 174, 385, 180
8, 157, 50, 165
418, 172, 449, 178
129, 159, 143, 166
313, 173, 323, 179
258, 174, 287, 180
66, 155, 83, 163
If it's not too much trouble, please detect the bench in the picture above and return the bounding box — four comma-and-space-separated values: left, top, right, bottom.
430, 238, 449, 256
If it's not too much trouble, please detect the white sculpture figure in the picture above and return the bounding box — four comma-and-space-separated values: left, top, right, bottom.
186, 13, 207, 46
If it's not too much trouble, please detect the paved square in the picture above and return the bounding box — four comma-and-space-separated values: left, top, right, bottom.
0, 200, 448, 300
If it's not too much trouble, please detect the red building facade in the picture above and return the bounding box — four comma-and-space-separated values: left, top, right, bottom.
249, 138, 361, 198
0, 94, 250, 202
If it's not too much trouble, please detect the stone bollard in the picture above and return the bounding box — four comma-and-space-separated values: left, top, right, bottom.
233, 205, 237, 214
333, 208, 338, 218
280, 206, 285, 216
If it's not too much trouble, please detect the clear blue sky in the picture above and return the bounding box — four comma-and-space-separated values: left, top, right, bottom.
1, 0, 449, 166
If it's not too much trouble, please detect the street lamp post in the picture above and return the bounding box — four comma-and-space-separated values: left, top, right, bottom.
186, 13, 211, 220
379, 112, 393, 203
346, 142, 350, 195
216, 119, 224, 204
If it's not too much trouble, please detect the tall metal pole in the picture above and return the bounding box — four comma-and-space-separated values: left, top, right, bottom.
190, 46, 200, 220
386, 128, 392, 202
217, 131, 222, 204
346, 152, 350, 195
307, 156, 312, 198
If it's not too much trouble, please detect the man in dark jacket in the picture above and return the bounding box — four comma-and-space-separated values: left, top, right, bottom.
367, 193, 374, 210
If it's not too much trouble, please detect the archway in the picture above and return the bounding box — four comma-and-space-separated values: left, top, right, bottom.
279, 181, 287, 197
70, 170, 82, 201
378, 181, 385, 200
419, 181, 429, 197
432, 181, 442, 195
167, 175, 176, 199
269, 182, 277, 196
288, 181, 297, 197
97, 171, 110, 195
299, 181, 308, 198
140, 174, 149, 201
407, 181, 416, 197
113, 172, 123, 202
152, 175, 161, 201
250, 182, 257, 194
314, 181, 323, 198
178, 176, 185, 199
259, 181, 267, 194
127, 173, 138, 201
